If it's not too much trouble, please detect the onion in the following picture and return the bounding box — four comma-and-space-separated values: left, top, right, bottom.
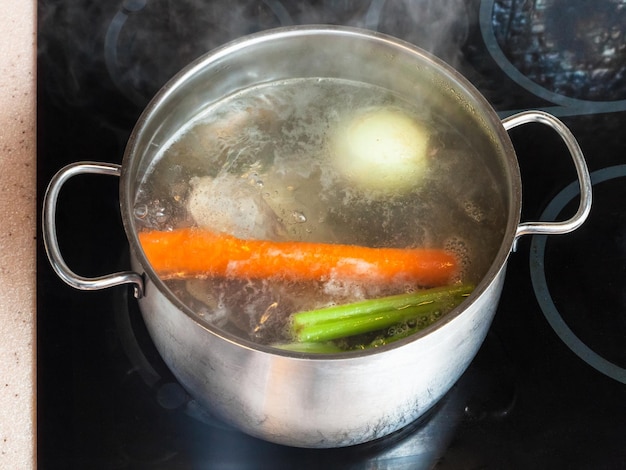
331, 108, 430, 194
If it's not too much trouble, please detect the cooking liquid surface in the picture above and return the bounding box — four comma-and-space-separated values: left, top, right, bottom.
134, 78, 507, 346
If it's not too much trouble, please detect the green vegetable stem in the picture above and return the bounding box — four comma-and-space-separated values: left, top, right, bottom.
272, 341, 345, 354
289, 283, 474, 344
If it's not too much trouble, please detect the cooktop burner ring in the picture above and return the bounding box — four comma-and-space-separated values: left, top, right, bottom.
529, 164, 626, 384
481, 0, 626, 117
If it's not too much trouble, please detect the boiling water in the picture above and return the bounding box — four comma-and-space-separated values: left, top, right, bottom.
134, 78, 507, 346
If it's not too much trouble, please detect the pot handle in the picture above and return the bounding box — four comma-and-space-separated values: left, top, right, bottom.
502, 110, 592, 243
42, 161, 144, 298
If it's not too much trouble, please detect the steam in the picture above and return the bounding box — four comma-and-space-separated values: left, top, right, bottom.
39, 0, 471, 111
361, 0, 469, 65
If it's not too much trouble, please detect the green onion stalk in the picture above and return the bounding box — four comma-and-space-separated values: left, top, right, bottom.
273, 283, 474, 353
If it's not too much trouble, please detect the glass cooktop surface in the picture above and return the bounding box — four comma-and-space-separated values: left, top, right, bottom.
38, 0, 626, 468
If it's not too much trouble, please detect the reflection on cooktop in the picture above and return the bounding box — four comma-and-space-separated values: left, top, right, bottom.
483, 0, 626, 115
492, 0, 626, 101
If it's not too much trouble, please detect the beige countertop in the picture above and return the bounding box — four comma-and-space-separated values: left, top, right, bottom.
0, 0, 37, 468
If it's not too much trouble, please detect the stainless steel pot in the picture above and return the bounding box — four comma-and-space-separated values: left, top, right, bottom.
43, 26, 592, 448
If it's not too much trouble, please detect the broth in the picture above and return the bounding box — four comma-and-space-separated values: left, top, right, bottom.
134, 78, 506, 348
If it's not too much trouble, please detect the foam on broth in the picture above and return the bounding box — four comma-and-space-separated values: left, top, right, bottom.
134, 77, 507, 347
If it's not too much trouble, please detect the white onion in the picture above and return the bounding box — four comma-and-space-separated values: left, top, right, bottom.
331, 108, 430, 194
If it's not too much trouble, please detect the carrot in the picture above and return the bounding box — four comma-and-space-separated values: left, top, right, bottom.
138, 228, 457, 286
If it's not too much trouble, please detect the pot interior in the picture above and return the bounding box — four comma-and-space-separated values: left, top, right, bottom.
121, 26, 520, 351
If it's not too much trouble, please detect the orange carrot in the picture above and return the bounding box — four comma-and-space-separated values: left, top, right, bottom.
138, 228, 457, 286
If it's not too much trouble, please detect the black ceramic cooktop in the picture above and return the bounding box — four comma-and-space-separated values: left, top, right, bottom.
38, 0, 626, 468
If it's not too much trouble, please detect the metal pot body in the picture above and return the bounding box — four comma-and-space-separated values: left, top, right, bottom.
43, 26, 592, 448
135, 255, 506, 447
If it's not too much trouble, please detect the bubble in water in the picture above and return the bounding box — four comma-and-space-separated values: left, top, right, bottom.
291, 211, 307, 223
245, 170, 264, 188
464, 200, 484, 222
388, 323, 410, 337
445, 236, 471, 281
134, 204, 148, 219
154, 206, 168, 223
133, 199, 173, 230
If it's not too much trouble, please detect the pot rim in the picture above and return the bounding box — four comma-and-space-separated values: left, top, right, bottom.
120, 24, 521, 359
